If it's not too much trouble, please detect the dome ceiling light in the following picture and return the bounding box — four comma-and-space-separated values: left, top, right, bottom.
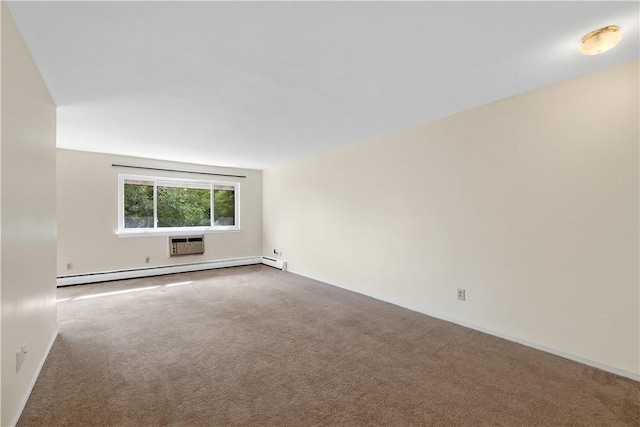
580, 25, 621, 55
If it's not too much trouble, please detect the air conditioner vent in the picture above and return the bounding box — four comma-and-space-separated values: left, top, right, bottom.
169, 236, 204, 256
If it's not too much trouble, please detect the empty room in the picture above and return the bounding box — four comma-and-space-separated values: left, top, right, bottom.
1, 1, 639, 426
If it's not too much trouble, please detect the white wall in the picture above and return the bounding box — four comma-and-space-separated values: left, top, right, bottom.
1, 3, 58, 425
263, 60, 640, 378
57, 149, 262, 276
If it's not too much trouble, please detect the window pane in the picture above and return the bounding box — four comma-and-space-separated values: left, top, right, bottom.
124, 180, 154, 228
157, 185, 211, 228
214, 185, 235, 226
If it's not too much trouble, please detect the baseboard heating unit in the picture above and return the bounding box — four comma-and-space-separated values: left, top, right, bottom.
261, 257, 287, 271
57, 256, 289, 286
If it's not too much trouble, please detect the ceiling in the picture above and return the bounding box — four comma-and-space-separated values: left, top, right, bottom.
7, 1, 639, 170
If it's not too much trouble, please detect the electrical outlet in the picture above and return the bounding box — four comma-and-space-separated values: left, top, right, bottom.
457, 289, 466, 301
16, 343, 28, 372
65, 262, 73, 270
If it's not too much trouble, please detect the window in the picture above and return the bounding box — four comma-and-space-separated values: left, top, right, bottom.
118, 174, 239, 234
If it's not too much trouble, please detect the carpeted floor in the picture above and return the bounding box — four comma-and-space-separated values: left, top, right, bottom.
18, 265, 639, 426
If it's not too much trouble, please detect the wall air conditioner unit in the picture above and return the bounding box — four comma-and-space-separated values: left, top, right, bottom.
169, 236, 204, 256
262, 257, 287, 271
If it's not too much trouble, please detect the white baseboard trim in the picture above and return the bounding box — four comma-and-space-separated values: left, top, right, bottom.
57, 256, 263, 286
11, 329, 58, 427
290, 269, 640, 382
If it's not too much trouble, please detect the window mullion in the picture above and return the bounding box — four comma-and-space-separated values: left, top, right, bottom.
153, 180, 158, 230
235, 183, 239, 227
210, 183, 214, 228
118, 175, 124, 231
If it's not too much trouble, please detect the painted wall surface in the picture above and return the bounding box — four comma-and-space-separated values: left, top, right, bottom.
263, 60, 640, 377
57, 150, 262, 275
1, 3, 58, 425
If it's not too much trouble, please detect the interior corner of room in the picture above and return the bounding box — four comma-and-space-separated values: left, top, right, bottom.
1, 1, 639, 426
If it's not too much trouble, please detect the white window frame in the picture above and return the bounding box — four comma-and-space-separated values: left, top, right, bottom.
117, 174, 240, 237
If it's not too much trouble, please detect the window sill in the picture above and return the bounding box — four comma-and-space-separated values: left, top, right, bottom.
116, 228, 241, 238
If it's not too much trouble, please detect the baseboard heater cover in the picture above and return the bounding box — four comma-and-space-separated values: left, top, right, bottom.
57, 257, 262, 286
261, 256, 287, 271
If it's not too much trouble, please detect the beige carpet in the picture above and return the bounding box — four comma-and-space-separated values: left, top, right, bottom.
18, 265, 639, 426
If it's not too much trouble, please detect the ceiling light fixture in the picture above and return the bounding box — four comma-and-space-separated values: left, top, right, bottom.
580, 25, 621, 55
